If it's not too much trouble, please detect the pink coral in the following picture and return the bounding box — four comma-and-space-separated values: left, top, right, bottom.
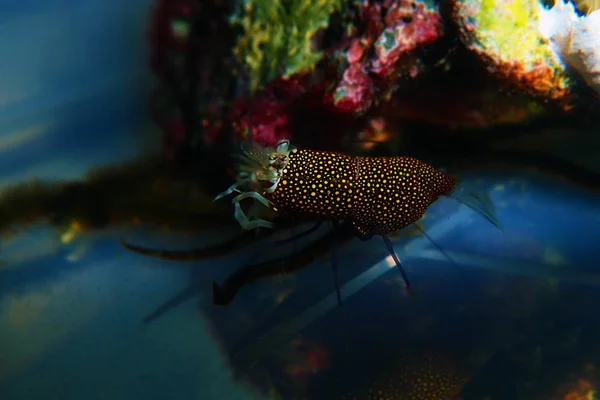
223, 0, 445, 148
332, 0, 443, 114
333, 64, 374, 113
146, 0, 450, 160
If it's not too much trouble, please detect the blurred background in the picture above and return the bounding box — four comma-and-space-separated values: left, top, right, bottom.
0, 0, 599, 399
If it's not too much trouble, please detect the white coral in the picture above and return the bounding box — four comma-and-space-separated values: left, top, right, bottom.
539, 0, 600, 97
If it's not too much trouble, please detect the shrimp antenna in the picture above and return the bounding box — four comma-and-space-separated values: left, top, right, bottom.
244, 221, 324, 266
331, 221, 344, 313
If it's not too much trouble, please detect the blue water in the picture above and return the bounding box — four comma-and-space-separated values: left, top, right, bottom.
1, 1, 600, 399
0, 1, 262, 399
3, 172, 598, 399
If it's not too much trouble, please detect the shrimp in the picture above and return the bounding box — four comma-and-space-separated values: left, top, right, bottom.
215, 138, 502, 295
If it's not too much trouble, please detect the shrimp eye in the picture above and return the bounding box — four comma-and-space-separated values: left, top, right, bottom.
276, 139, 290, 154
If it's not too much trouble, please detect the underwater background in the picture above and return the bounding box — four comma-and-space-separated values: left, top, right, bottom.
0, 0, 600, 400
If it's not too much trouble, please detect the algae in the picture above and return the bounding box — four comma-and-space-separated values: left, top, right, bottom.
474, 0, 565, 74
230, 0, 346, 92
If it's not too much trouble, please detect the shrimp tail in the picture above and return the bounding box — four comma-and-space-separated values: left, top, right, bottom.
447, 181, 503, 232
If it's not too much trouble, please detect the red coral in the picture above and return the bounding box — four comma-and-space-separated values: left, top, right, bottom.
333, 64, 374, 113
228, 76, 312, 147
218, 0, 446, 148
230, 96, 291, 148
146, 0, 447, 158
332, 0, 443, 114
228, 73, 358, 149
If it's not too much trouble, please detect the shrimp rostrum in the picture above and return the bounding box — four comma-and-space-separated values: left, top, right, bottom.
214, 138, 502, 298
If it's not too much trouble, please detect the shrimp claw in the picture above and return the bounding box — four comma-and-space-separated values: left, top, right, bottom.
232, 192, 275, 230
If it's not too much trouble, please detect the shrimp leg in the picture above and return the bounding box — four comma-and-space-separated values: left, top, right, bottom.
331, 220, 343, 311
381, 233, 412, 292
232, 192, 275, 230
121, 215, 309, 261
138, 220, 323, 321
213, 226, 355, 306
121, 231, 258, 261
244, 220, 324, 266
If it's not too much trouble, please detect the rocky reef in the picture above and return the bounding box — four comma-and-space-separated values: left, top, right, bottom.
147, 0, 600, 161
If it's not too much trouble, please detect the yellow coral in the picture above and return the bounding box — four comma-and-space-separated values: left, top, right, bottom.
454, 0, 573, 106
230, 0, 344, 92
476, 0, 563, 72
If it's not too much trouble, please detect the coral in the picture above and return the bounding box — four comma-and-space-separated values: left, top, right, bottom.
230, 0, 345, 93
227, 75, 309, 146
148, 0, 197, 84
544, 363, 598, 400
451, 0, 574, 108
539, 0, 600, 98
229, 89, 292, 147
333, 62, 375, 113
558, 378, 596, 400
148, 0, 199, 160
146, 0, 593, 169
386, 81, 546, 129
574, 0, 600, 14
332, 0, 443, 114
148, 0, 241, 161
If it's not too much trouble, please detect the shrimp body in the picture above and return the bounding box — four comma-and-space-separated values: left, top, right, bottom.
216, 140, 457, 238
267, 148, 457, 237
214, 138, 499, 300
